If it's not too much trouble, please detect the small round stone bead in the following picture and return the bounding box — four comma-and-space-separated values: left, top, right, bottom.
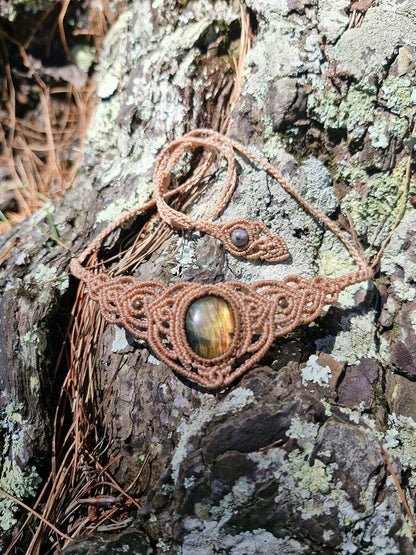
278, 297, 289, 309
230, 228, 249, 248
133, 299, 143, 310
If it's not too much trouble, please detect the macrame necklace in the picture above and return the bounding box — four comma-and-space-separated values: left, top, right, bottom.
71, 129, 387, 390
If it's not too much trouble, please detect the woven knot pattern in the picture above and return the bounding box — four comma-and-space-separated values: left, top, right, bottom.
153, 130, 291, 263
212, 220, 289, 262
77, 270, 367, 389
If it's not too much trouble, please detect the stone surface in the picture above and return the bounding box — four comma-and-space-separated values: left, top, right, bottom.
59, 526, 153, 554
337, 358, 379, 409
137, 367, 413, 554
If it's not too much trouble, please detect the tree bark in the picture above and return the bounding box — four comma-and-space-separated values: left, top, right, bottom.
1, 0, 416, 552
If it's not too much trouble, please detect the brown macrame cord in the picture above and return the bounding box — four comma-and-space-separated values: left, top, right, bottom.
71, 129, 399, 389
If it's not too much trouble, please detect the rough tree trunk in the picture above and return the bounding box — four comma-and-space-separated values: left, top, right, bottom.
1, 0, 416, 553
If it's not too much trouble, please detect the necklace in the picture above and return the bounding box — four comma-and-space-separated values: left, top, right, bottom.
71, 129, 379, 390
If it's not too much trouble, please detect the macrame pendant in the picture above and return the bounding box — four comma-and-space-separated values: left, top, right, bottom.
70, 128, 381, 391
85, 271, 346, 389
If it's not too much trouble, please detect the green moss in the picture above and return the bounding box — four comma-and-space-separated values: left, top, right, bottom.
389, 316, 400, 337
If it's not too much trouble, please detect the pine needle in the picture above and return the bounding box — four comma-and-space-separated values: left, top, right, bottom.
379, 442, 416, 533
0, 487, 73, 542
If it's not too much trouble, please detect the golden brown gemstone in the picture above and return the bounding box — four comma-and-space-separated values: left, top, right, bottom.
185, 295, 235, 359
278, 297, 288, 308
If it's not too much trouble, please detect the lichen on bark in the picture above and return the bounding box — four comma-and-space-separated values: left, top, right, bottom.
1, 0, 416, 552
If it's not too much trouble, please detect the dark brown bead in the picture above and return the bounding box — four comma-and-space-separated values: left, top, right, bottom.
278, 297, 289, 309
230, 228, 249, 248
133, 299, 143, 310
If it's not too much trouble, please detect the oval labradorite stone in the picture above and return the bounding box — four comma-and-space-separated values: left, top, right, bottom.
185, 295, 235, 359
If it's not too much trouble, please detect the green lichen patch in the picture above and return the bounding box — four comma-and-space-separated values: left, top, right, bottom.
338, 86, 377, 134
380, 211, 416, 301
264, 440, 361, 530
30, 263, 69, 294
384, 414, 416, 488
316, 312, 378, 365
367, 118, 390, 149
287, 448, 337, 500
0, 404, 41, 531
307, 68, 416, 155
22, 323, 47, 359
307, 81, 376, 133
95, 181, 153, 224
337, 158, 409, 244
301, 354, 332, 387
381, 76, 416, 122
